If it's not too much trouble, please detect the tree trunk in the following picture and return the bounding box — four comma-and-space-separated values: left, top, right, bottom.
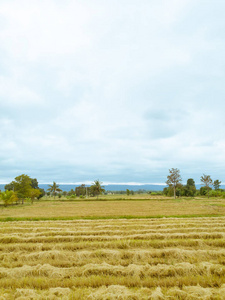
174, 186, 176, 199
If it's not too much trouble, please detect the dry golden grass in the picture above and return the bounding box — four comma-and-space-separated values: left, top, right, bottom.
0, 218, 225, 298
0, 197, 225, 298
0, 197, 224, 219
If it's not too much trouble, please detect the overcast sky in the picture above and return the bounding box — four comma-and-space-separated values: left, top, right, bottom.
0, 0, 225, 184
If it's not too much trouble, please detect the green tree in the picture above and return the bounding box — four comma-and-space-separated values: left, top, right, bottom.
126, 189, 130, 196
200, 186, 212, 196
166, 168, 182, 199
5, 176, 43, 201
14, 174, 33, 204
90, 180, 105, 199
29, 188, 41, 204
4, 182, 16, 191
0, 190, 18, 207
213, 179, 221, 191
200, 174, 213, 198
38, 188, 45, 199
183, 178, 196, 197
187, 178, 195, 187
175, 183, 184, 197
47, 182, 62, 199
75, 184, 87, 197
31, 178, 39, 189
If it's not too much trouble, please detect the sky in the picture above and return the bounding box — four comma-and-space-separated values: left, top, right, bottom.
0, 0, 225, 184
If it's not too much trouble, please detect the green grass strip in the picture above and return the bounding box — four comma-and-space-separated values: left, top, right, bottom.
0, 214, 224, 222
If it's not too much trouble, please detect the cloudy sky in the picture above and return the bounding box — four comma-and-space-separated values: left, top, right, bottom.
0, 0, 225, 184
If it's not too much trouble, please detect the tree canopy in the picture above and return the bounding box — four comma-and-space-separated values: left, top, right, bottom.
90, 180, 105, 198
4, 174, 43, 204
183, 178, 196, 197
166, 168, 182, 199
0, 190, 18, 207
200, 174, 213, 198
47, 182, 62, 198
213, 179, 221, 191
75, 184, 87, 197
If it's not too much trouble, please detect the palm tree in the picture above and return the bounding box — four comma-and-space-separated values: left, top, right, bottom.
91, 180, 105, 199
47, 182, 62, 199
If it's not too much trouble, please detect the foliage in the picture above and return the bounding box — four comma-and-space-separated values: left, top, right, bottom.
90, 180, 105, 198
149, 191, 163, 196
200, 186, 212, 196
47, 182, 62, 198
67, 189, 75, 196
75, 184, 88, 197
4, 182, 15, 191
183, 178, 196, 197
213, 179, 221, 191
5, 175, 43, 204
0, 190, 18, 207
7, 174, 34, 204
166, 168, 182, 199
187, 178, 195, 186
31, 178, 39, 189
38, 188, 45, 199
200, 174, 213, 198
29, 189, 41, 204
208, 189, 225, 197
163, 187, 173, 197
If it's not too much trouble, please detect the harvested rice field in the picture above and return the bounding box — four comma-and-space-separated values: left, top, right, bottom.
1, 198, 225, 219
1, 217, 225, 299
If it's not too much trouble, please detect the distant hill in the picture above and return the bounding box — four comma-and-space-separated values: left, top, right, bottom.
38, 184, 166, 192
0, 183, 165, 192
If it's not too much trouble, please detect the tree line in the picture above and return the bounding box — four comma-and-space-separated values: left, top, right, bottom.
0, 174, 105, 206
0, 170, 223, 206
165, 168, 222, 199
51, 181, 105, 199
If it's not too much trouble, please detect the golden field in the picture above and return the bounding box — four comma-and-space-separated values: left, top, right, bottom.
0, 197, 225, 219
0, 218, 225, 298
0, 198, 225, 298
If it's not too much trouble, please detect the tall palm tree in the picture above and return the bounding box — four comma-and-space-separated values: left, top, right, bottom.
47, 182, 62, 199
92, 180, 105, 199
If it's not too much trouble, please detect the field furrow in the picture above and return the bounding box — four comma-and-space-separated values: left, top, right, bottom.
1, 217, 225, 299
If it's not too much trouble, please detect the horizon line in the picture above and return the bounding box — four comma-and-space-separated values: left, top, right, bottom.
40, 182, 168, 186
0, 182, 223, 185
0, 181, 168, 186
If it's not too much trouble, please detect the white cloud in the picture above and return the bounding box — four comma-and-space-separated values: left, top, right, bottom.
0, 75, 42, 105
0, 0, 225, 183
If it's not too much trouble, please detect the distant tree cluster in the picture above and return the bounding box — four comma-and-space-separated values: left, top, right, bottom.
164, 168, 222, 198
72, 180, 105, 199
1, 170, 223, 207
1, 174, 45, 206
1, 176, 106, 206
